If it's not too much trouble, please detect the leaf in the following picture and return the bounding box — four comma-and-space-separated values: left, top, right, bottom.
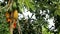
24, 0, 35, 11
18, 0, 24, 12
54, 9, 60, 16
12, 2, 17, 9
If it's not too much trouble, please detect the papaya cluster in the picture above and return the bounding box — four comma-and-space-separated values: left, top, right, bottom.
5, 10, 18, 28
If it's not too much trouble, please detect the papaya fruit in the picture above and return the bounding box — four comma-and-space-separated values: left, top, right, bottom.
13, 10, 18, 20
5, 12, 10, 18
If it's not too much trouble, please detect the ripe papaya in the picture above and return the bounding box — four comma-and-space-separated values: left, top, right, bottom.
13, 10, 18, 20
13, 22, 16, 28
5, 12, 10, 18
13, 20, 16, 28
7, 18, 11, 23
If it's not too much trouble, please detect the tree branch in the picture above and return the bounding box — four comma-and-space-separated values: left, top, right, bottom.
17, 20, 22, 34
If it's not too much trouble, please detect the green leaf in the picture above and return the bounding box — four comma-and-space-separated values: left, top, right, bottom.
54, 9, 60, 16
24, 0, 35, 10
18, 0, 24, 12
12, 2, 17, 9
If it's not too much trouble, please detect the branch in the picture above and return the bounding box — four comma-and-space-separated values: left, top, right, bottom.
17, 20, 22, 34
0, 0, 13, 12
10, 19, 13, 34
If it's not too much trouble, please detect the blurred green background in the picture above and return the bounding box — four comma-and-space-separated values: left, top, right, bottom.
0, 0, 60, 34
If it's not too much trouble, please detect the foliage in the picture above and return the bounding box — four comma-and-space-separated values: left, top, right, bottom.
0, 0, 60, 34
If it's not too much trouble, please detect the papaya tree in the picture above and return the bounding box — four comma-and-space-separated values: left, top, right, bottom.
0, 0, 60, 34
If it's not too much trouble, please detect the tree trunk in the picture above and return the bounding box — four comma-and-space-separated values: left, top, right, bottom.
10, 25, 13, 34
17, 20, 22, 34
10, 22, 14, 34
